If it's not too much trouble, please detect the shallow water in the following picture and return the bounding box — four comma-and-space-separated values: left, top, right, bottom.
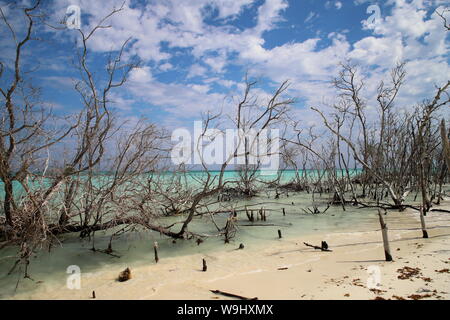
0, 188, 386, 299
0, 170, 445, 299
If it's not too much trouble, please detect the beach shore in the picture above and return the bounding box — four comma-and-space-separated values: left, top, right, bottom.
8, 200, 450, 300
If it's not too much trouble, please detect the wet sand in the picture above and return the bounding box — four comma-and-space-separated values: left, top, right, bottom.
8, 199, 450, 300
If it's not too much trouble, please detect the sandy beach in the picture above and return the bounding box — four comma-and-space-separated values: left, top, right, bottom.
7, 199, 449, 301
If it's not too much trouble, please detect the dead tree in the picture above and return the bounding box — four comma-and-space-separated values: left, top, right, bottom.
312, 63, 418, 210
0, 0, 77, 231
413, 81, 450, 213
161, 77, 293, 240
0, 3, 145, 275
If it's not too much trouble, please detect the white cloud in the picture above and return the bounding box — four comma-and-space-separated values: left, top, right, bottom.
187, 64, 208, 78
125, 75, 228, 118
211, 0, 254, 19
33, 0, 449, 122
325, 1, 343, 10
159, 63, 173, 72
254, 0, 289, 34
129, 67, 153, 83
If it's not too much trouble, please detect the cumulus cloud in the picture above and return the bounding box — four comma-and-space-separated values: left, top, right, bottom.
10, 0, 447, 122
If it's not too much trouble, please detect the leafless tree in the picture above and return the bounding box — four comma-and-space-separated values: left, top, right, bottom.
0, 2, 145, 275
312, 63, 414, 209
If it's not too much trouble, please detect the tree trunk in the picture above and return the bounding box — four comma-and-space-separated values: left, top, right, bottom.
59, 179, 77, 227
378, 210, 393, 261
440, 119, 450, 173
3, 179, 14, 226
419, 206, 428, 239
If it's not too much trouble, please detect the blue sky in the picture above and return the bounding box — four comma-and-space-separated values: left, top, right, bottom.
1, 0, 449, 130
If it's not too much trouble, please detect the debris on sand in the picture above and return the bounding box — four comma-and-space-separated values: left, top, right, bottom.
370, 288, 386, 295
397, 266, 421, 280
351, 278, 364, 287
118, 267, 132, 282
435, 268, 450, 273
408, 293, 433, 300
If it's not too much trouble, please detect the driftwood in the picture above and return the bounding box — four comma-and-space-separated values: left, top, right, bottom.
210, 290, 258, 300
431, 208, 450, 213
301, 204, 330, 214
238, 223, 292, 227
303, 241, 332, 252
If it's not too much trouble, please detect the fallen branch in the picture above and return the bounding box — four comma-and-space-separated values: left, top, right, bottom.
303, 242, 332, 252
238, 223, 292, 227
210, 290, 258, 300
431, 209, 450, 213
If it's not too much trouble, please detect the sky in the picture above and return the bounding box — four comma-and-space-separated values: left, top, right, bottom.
0, 0, 449, 132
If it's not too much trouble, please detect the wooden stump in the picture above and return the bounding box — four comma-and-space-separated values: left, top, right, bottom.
378, 210, 393, 261
154, 241, 159, 263
420, 206, 429, 239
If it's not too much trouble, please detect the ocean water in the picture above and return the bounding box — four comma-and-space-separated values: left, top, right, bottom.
0, 169, 359, 197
